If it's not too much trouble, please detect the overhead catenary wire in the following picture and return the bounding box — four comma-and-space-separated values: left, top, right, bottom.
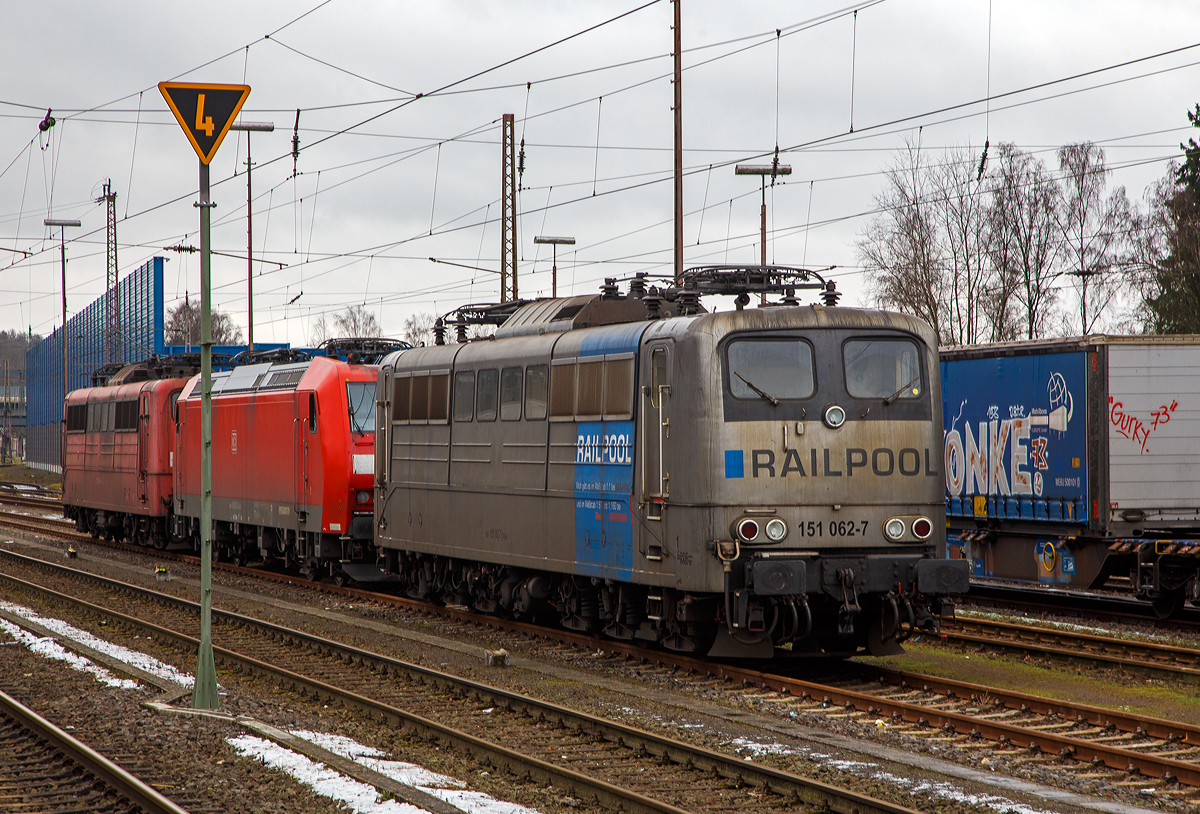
6, 6, 1199, 337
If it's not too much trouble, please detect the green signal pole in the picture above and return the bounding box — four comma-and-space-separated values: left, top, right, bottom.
193, 160, 219, 710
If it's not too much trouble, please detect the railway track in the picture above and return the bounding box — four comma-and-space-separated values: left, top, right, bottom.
0, 552, 922, 814
942, 615, 1200, 681
5, 511, 1200, 802
0, 687, 190, 814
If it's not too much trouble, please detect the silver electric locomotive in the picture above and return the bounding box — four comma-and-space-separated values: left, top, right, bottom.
375, 267, 968, 658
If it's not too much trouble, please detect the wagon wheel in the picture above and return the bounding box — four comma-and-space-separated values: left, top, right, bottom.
1150, 590, 1184, 620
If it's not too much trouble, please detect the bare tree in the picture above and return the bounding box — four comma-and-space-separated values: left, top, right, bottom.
858, 142, 949, 343
935, 146, 1001, 344
401, 312, 436, 347
164, 297, 244, 346
1056, 143, 1132, 333
311, 305, 382, 346
989, 144, 1062, 339
333, 304, 382, 337
308, 314, 331, 346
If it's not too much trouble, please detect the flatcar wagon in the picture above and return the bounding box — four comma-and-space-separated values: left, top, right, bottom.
63, 357, 202, 545
375, 267, 969, 658
172, 343, 403, 580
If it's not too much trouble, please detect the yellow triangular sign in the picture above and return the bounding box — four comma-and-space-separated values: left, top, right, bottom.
158, 82, 251, 165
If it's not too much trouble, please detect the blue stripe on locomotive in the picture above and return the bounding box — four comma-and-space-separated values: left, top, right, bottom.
572, 323, 648, 580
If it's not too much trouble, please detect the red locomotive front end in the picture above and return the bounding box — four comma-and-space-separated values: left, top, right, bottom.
173, 353, 382, 581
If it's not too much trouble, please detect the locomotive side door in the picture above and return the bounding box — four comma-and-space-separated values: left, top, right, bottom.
641, 342, 672, 525
137, 392, 149, 504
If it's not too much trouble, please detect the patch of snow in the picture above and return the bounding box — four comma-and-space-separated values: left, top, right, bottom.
290, 730, 541, 814
227, 736, 431, 814
0, 600, 195, 687
725, 737, 1060, 814
0, 616, 138, 689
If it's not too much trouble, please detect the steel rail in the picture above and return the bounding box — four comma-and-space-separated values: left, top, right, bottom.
0, 556, 920, 814
0, 687, 192, 814
943, 616, 1200, 681
864, 664, 1200, 746
7, 536, 1200, 787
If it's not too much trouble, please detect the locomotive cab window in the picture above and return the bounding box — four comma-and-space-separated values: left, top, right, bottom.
476, 368, 499, 422
500, 367, 522, 420
650, 348, 668, 407
843, 339, 921, 400
346, 382, 375, 434
308, 393, 317, 432
726, 339, 815, 401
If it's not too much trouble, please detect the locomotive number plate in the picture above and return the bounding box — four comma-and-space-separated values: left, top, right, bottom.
795, 520, 869, 538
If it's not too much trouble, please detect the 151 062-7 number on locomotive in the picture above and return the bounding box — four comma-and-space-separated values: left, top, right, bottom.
374, 267, 969, 658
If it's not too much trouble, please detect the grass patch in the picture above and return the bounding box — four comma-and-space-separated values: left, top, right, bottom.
858, 642, 1200, 724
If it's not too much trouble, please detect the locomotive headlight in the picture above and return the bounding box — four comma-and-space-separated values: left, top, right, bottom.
764, 518, 787, 542
823, 404, 846, 428
911, 517, 932, 539
884, 517, 906, 540
356, 490, 371, 505
737, 519, 760, 542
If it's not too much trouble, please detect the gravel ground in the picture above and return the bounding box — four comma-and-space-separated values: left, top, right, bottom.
1, 533, 1191, 814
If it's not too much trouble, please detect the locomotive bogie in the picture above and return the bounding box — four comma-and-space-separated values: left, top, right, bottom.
376, 291, 968, 658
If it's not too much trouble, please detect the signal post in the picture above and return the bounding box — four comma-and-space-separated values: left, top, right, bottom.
158, 81, 250, 710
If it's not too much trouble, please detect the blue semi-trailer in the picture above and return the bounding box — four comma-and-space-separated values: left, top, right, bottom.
939, 336, 1200, 617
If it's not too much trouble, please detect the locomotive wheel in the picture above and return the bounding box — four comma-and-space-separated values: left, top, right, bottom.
1150, 590, 1184, 620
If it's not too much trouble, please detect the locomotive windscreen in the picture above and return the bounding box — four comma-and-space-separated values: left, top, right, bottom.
346, 381, 376, 433
727, 339, 815, 401
843, 339, 922, 400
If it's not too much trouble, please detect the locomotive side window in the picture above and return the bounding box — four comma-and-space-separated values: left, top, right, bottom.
392, 376, 411, 422
651, 348, 668, 407
727, 339, 815, 401
428, 373, 450, 422
346, 382, 375, 434
843, 339, 921, 400
576, 360, 603, 417
115, 400, 139, 432
66, 404, 87, 432
410, 375, 430, 421
603, 358, 634, 418
308, 393, 317, 432
524, 365, 548, 420
453, 371, 475, 422
170, 391, 181, 423
549, 362, 575, 418
500, 367, 523, 421
476, 368, 499, 421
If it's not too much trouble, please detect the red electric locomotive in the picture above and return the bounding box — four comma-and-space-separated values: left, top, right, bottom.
63, 358, 201, 545
172, 344, 401, 581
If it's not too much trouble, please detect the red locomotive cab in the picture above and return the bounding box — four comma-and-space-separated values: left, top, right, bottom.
302, 360, 378, 543
173, 353, 384, 580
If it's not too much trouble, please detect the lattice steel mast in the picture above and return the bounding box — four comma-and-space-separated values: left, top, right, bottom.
500, 113, 517, 302
99, 181, 119, 364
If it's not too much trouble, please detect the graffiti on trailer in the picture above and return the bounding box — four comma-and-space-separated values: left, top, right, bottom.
1109, 396, 1178, 454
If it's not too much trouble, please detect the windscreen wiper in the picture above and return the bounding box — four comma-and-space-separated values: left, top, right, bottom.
884, 375, 921, 405
734, 371, 779, 406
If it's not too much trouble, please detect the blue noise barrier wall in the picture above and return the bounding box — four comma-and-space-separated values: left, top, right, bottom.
25, 257, 165, 471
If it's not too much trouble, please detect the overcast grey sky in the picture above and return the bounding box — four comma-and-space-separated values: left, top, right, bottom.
2, 0, 1198, 346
